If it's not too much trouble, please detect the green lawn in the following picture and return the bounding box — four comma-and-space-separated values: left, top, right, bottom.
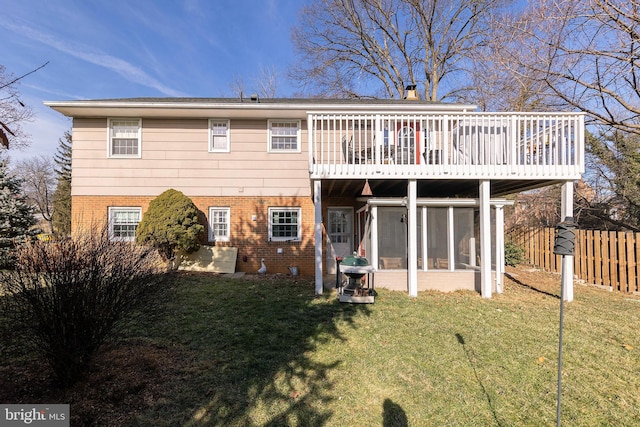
3, 268, 640, 426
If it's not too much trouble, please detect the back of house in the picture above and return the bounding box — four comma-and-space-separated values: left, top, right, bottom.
46, 96, 584, 298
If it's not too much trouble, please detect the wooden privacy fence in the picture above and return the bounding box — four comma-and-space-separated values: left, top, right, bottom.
507, 227, 640, 293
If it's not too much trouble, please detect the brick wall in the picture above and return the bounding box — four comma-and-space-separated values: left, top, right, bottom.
72, 195, 317, 275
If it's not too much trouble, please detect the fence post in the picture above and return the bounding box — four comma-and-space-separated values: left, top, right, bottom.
593, 230, 602, 287
626, 234, 636, 293
610, 231, 619, 291
618, 233, 627, 292
602, 232, 610, 289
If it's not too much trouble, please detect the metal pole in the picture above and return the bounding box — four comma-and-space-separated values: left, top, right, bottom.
557, 260, 565, 427
553, 217, 575, 427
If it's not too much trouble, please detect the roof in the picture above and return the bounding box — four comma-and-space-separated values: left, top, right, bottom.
44, 97, 478, 119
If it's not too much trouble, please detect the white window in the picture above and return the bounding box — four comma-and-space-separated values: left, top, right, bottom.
108, 119, 141, 158
108, 207, 142, 241
268, 120, 301, 152
268, 207, 301, 241
209, 119, 230, 152
208, 207, 230, 242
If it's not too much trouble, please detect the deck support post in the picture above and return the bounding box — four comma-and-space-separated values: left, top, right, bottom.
480, 180, 492, 298
495, 203, 505, 294
561, 181, 574, 302
370, 205, 379, 270
314, 180, 323, 295
408, 180, 418, 297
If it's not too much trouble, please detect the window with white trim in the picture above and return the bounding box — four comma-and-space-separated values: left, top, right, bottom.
208, 207, 230, 242
108, 207, 142, 241
268, 207, 301, 241
209, 119, 230, 152
268, 120, 301, 152
108, 119, 141, 157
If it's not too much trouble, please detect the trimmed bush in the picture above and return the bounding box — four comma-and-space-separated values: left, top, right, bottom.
0, 227, 165, 386
135, 189, 204, 261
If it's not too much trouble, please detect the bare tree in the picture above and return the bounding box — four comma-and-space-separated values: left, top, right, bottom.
228, 66, 280, 98
492, 0, 640, 230
503, 0, 640, 133
459, 8, 561, 112
228, 74, 247, 98
291, 0, 510, 100
14, 155, 56, 233
508, 185, 562, 230
0, 64, 39, 150
256, 65, 279, 98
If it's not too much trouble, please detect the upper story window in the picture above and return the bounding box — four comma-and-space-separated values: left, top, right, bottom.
108, 119, 141, 158
108, 207, 142, 241
208, 207, 230, 242
268, 207, 301, 241
268, 120, 301, 152
209, 119, 230, 152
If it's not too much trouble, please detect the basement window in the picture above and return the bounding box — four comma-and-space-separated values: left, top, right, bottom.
268, 207, 301, 241
108, 207, 142, 241
208, 207, 230, 242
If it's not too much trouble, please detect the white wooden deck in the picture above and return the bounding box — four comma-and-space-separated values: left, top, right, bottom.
308, 112, 585, 180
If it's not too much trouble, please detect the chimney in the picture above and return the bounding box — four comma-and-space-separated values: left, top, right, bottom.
404, 84, 418, 100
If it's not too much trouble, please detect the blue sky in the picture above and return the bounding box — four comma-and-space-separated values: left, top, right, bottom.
1, 0, 309, 161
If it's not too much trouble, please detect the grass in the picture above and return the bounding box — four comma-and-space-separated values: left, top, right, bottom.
2, 267, 640, 426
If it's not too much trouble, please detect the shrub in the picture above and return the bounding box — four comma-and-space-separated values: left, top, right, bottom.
505, 240, 525, 266
0, 227, 165, 386
135, 189, 204, 261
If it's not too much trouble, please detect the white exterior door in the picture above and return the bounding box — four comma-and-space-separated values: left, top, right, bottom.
326, 207, 353, 274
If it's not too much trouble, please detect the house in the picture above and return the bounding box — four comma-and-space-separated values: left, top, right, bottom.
45, 93, 585, 299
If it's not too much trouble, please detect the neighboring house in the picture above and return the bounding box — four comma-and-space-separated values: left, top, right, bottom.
45, 92, 585, 298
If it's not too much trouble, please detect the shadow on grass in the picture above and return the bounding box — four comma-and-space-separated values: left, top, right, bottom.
505, 272, 560, 299
124, 272, 371, 426
455, 333, 503, 427
382, 398, 408, 427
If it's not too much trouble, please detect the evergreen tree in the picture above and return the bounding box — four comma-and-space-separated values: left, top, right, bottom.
0, 157, 37, 268
52, 131, 72, 236
53, 131, 72, 181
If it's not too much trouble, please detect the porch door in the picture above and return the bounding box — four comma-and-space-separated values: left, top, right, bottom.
397, 122, 420, 164
326, 207, 354, 274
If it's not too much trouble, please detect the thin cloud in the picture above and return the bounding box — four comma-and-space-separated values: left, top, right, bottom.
24, 83, 84, 100
1, 20, 187, 97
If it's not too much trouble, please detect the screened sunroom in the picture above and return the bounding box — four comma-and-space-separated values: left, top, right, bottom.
351, 198, 511, 294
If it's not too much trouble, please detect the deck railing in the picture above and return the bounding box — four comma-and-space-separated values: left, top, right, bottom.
308, 112, 585, 180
